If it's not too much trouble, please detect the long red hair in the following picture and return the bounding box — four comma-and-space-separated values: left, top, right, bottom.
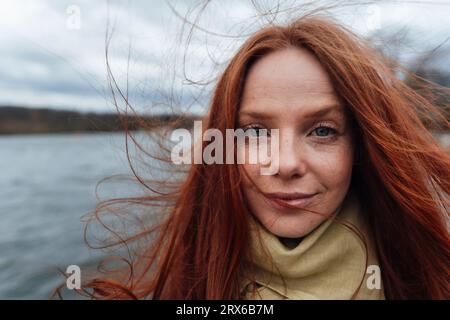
55, 15, 449, 300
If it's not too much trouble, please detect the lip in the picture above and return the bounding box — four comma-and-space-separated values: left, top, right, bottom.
264, 192, 317, 210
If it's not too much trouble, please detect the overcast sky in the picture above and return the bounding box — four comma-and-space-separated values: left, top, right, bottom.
1, 0, 449, 115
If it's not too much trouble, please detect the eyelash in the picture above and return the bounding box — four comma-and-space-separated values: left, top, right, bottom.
310, 122, 338, 140
241, 122, 338, 140
242, 124, 268, 137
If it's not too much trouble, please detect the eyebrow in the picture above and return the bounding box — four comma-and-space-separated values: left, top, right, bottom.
238, 104, 342, 120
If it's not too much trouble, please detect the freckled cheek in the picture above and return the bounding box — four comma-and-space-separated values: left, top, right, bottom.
239, 164, 265, 214
309, 142, 354, 186
239, 163, 265, 190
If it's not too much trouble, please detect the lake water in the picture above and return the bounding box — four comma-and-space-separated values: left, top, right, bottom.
0, 132, 158, 299
0, 131, 448, 299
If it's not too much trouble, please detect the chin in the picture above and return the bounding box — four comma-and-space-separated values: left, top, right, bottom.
259, 212, 326, 238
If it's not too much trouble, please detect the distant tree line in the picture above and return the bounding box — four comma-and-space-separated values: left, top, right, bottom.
369, 28, 450, 131
0, 106, 200, 134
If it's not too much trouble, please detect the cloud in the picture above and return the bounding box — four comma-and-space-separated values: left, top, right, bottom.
0, 0, 448, 114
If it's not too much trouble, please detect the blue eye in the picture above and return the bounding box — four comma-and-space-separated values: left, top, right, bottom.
313, 126, 336, 137
243, 126, 267, 137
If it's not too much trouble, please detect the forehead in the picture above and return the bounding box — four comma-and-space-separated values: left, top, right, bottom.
241, 47, 340, 111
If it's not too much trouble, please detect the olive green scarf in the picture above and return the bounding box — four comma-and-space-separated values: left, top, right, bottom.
240, 188, 385, 300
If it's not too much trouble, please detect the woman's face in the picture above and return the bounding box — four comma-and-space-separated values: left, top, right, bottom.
238, 47, 355, 239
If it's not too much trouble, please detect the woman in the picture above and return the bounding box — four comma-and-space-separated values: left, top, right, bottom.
68, 15, 449, 300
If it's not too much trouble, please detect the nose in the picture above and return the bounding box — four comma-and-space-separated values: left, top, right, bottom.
275, 128, 306, 179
